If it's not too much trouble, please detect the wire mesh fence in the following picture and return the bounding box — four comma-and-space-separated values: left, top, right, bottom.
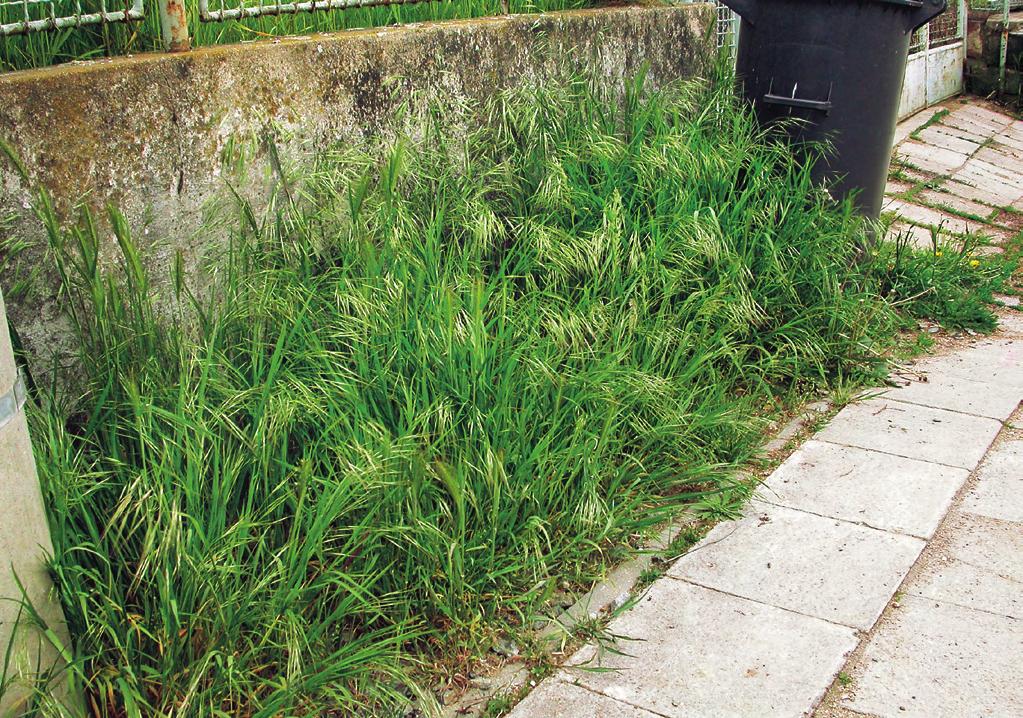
929, 4, 962, 48
0, 0, 142, 35
908, 0, 966, 55
715, 1, 737, 56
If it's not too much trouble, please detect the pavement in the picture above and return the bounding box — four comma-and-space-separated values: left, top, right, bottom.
504, 99, 1023, 718
886, 100, 1023, 248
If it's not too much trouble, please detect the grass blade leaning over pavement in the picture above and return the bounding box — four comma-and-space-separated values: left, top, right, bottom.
20, 73, 914, 716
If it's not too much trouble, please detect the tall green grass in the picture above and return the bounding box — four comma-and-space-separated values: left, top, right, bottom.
0, 0, 589, 72
14, 73, 905, 716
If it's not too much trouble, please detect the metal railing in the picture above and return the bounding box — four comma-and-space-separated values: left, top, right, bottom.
0, 0, 143, 36
198, 0, 424, 22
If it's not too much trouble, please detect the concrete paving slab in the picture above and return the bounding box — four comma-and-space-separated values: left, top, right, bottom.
884, 198, 978, 235
848, 595, 1023, 718
996, 131, 1023, 153
881, 192, 906, 211
909, 512, 1023, 619
990, 138, 1023, 161
761, 440, 967, 539
930, 121, 990, 144
952, 165, 1023, 207
894, 141, 968, 174
881, 370, 1022, 420
892, 116, 918, 145
956, 158, 1023, 193
943, 108, 1011, 136
883, 179, 913, 196
668, 501, 923, 629
997, 310, 1023, 334
563, 579, 858, 718
898, 165, 940, 185
995, 134, 1023, 157
506, 679, 660, 718
952, 105, 1014, 130
998, 120, 1023, 143
974, 145, 1023, 174
814, 398, 1002, 470
969, 223, 1015, 243
961, 438, 1023, 523
913, 126, 982, 157
915, 188, 997, 220
909, 340, 1023, 390
941, 115, 1004, 141
974, 244, 1006, 257
939, 178, 1011, 208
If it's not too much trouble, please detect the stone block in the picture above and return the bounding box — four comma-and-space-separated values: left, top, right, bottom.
849, 595, 1023, 718
815, 398, 1002, 470
668, 501, 924, 629
961, 438, 1023, 523
762, 440, 967, 539
563, 579, 858, 718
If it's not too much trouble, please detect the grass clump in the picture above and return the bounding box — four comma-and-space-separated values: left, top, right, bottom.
875, 226, 1014, 331
8, 73, 988, 715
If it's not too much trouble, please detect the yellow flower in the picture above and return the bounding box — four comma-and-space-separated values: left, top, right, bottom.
935, 250, 943, 257
970, 259, 980, 268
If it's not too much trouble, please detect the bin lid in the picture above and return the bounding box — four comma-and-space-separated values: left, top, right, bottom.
718, 0, 946, 32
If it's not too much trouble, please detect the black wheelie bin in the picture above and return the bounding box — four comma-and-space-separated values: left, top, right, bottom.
719, 0, 948, 219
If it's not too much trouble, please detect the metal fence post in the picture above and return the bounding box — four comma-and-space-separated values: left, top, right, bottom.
159, 0, 191, 52
0, 289, 75, 714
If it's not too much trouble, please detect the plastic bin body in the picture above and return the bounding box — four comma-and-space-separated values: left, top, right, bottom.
721, 0, 947, 219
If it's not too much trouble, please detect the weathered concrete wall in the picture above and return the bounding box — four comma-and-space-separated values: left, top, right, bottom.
0, 4, 716, 378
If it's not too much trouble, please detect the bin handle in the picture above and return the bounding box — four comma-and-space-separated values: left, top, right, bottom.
762, 92, 832, 114
763, 80, 833, 114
